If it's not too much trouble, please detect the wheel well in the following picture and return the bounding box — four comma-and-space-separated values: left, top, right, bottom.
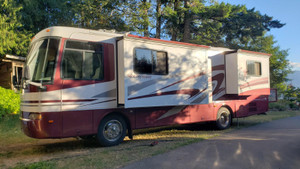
102, 112, 133, 139
216, 105, 233, 129
220, 105, 234, 118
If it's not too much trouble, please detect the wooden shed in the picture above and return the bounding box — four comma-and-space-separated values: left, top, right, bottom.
0, 55, 25, 90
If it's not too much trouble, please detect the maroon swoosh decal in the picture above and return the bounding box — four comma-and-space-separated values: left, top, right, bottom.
212, 65, 225, 71
212, 73, 225, 95
128, 89, 201, 100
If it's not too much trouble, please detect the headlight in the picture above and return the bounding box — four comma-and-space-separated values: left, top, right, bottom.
28, 113, 42, 120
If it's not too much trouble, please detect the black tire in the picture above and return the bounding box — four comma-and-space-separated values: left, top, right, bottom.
97, 115, 127, 147
216, 107, 232, 130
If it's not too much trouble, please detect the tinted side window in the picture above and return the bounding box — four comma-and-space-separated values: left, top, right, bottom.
153, 51, 168, 75
247, 61, 261, 76
62, 50, 83, 79
62, 41, 103, 80
84, 52, 103, 79
134, 48, 168, 75
66, 41, 102, 52
134, 49, 152, 74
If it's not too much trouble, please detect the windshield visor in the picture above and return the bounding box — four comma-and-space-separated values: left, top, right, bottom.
26, 38, 59, 83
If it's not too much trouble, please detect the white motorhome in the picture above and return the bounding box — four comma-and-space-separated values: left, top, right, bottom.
20, 27, 270, 146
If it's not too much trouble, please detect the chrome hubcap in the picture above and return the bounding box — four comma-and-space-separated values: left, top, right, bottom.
103, 120, 123, 142
220, 112, 229, 127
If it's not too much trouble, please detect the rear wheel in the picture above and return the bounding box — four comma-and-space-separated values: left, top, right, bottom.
216, 107, 232, 130
97, 115, 127, 147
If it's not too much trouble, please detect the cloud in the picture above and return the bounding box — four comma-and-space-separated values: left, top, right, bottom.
289, 61, 300, 71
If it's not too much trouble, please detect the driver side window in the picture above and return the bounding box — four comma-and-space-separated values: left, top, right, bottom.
62, 40, 103, 80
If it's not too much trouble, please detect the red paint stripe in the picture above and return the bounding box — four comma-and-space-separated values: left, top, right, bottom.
127, 34, 210, 49
62, 99, 96, 103
23, 99, 97, 103
239, 49, 271, 56
239, 88, 270, 95
240, 78, 269, 89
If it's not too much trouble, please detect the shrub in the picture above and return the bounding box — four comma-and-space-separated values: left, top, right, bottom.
289, 102, 299, 110
269, 100, 300, 111
0, 87, 21, 120
269, 100, 288, 111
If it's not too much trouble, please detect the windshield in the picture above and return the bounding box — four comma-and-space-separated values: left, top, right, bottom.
26, 38, 60, 83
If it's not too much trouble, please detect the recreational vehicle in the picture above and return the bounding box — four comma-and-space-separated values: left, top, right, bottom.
20, 27, 271, 146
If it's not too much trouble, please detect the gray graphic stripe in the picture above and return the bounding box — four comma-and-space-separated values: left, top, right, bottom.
128, 79, 158, 96
156, 106, 186, 121
92, 89, 116, 98
191, 92, 208, 104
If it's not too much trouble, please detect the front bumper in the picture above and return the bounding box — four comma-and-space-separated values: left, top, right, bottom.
20, 112, 62, 138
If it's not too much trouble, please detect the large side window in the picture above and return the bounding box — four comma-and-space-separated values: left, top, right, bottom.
134, 48, 168, 75
247, 61, 261, 76
62, 41, 103, 80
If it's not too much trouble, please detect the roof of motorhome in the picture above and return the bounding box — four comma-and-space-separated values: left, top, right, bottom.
126, 35, 271, 56
32, 27, 271, 56
126, 34, 210, 49
31, 26, 124, 43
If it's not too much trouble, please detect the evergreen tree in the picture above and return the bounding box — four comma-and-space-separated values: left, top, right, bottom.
0, 0, 31, 58
72, 0, 129, 31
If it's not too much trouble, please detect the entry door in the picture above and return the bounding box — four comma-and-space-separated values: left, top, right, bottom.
60, 40, 105, 136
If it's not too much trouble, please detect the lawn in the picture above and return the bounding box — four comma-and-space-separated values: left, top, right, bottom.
0, 111, 299, 169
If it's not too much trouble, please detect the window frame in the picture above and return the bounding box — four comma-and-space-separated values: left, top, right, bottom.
61, 40, 104, 80
246, 60, 262, 77
133, 48, 168, 75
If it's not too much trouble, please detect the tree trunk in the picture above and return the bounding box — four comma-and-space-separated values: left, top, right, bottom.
143, 0, 149, 37
171, 0, 180, 41
155, 0, 162, 39
182, 0, 191, 42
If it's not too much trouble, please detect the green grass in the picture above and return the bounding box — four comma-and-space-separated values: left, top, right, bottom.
1, 111, 299, 169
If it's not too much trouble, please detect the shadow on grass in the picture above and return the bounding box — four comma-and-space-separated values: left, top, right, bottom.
35, 123, 219, 153
133, 122, 219, 135
1, 113, 282, 160
15, 120, 261, 155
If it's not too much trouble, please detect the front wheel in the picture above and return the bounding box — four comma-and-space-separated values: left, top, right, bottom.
97, 115, 127, 147
216, 107, 232, 130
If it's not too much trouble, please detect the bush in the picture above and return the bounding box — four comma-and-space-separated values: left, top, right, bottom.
289, 102, 299, 110
269, 100, 300, 111
0, 87, 21, 120
269, 100, 288, 111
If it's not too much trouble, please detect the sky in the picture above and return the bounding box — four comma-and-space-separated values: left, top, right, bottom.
219, 0, 300, 71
